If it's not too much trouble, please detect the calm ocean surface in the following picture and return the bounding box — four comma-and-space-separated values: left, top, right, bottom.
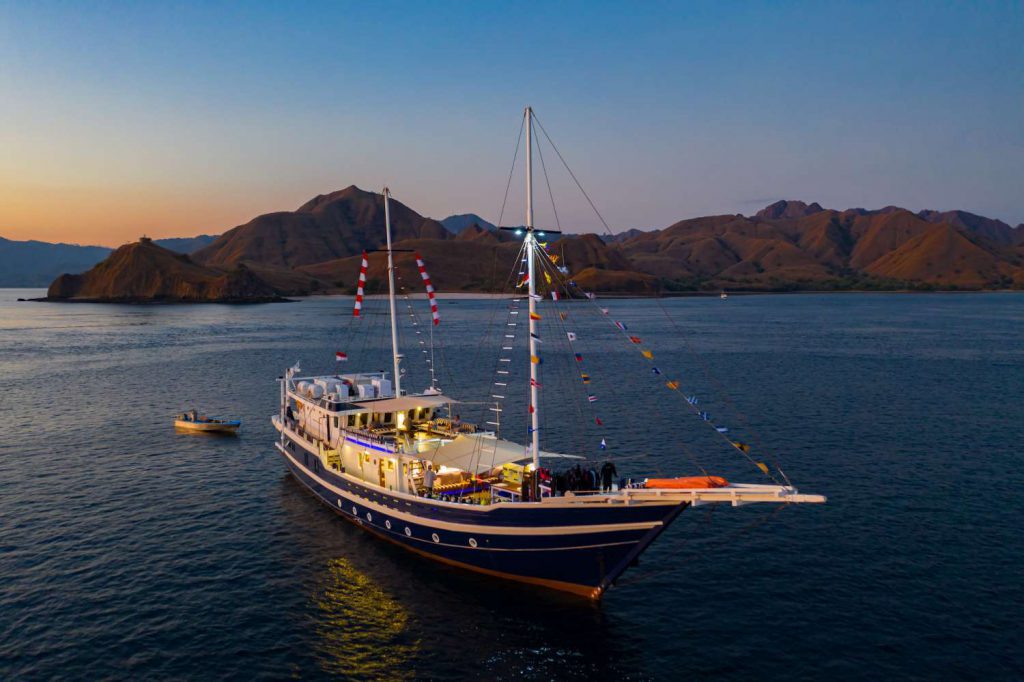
1, 290, 1021, 680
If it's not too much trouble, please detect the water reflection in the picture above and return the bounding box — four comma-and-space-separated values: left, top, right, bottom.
278, 475, 646, 679
312, 557, 421, 680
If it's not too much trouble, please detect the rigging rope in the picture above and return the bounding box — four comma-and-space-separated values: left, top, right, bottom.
526, 114, 785, 484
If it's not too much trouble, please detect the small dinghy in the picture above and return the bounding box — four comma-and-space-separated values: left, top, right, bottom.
174, 409, 240, 434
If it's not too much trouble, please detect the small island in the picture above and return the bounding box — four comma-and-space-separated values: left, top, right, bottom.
42, 238, 288, 303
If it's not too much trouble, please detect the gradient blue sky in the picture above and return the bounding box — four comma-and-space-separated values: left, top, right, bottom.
1, 1, 1022, 246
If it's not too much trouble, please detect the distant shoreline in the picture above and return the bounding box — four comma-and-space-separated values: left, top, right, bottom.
23, 295, 293, 304
10, 288, 1022, 304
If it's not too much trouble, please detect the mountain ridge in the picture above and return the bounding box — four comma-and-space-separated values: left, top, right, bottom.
31, 193, 1024, 300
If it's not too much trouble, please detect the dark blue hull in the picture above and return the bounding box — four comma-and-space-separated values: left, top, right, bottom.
278, 436, 688, 597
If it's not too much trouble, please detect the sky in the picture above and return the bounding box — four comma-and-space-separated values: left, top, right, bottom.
1, 1, 1022, 247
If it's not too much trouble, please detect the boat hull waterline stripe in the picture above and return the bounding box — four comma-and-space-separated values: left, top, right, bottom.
283, 452, 667, 597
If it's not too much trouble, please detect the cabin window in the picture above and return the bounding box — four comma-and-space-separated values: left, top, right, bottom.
384, 412, 392, 424
387, 460, 394, 471
333, 416, 339, 428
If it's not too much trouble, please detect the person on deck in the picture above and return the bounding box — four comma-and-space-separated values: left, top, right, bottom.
600, 461, 618, 492
423, 464, 436, 496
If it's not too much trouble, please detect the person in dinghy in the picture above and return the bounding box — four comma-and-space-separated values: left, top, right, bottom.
174, 409, 241, 434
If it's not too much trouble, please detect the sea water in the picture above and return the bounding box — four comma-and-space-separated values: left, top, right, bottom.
1, 290, 1021, 680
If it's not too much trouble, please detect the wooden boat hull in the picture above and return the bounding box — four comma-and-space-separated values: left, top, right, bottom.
277, 429, 687, 599
175, 419, 240, 433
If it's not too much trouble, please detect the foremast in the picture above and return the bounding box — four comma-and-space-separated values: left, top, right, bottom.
383, 187, 402, 396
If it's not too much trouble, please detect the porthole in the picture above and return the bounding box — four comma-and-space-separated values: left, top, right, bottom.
431, 533, 440, 544
337, 500, 342, 508
352, 506, 358, 515
385, 520, 392, 530
366, 512, 372, 522
404, 527, 412, 537
468, 538, 478, 548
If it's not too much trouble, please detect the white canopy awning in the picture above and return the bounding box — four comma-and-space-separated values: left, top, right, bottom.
352, 394, 455, 412
423, 434, 583, 474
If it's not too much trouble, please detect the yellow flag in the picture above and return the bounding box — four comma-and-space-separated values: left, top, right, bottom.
756, 462, 769, 475
666, 380, 679, 390
544, 272, 552, 284
530, 355, 540, 364
641, 350, 653, 359
550, 255, 560, 264
559, 312, 568, 321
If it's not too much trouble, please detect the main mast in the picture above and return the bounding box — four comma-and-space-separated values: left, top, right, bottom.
525, 107, 540, 474
383, 187, 402, 395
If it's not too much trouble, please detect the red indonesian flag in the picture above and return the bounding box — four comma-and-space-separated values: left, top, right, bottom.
336, 351, 348, 362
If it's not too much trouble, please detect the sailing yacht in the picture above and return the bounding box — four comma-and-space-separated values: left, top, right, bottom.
271, 107, 824, 599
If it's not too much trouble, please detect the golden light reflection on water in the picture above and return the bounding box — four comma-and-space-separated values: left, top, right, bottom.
312, 557, 421, 680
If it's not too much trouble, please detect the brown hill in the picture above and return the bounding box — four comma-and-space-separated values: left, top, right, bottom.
617, 205, 1024, 290
453, 223, 501, 245
863, 224, 1022, 287
46, 238, 284, 302
917, 209, 1024, 246
621, 214, 833, 285
193, 185, 450, 269
300, 238, 523, 292
299, 232, 654, 293
755, 200, 825, 220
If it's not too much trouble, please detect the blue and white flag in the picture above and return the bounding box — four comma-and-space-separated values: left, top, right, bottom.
600, 438, 607, 450
566, 331, 577, 341
651, 367, 661, 375
715, 426, 729, 433
687, 395, 698, 405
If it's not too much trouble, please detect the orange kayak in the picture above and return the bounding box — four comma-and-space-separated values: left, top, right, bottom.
645, 476, 728, 489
